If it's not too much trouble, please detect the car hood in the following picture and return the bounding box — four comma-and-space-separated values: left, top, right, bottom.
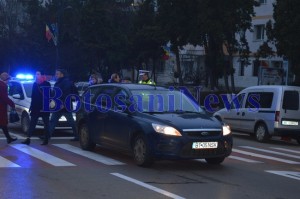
143, 112, 222, 130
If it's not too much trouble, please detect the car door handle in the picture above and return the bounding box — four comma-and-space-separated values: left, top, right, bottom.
242, 112, 245, 116
237, 112, 240, 115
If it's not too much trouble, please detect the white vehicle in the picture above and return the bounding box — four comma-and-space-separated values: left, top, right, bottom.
213, 85, 300, 144
8, 74, 76, 133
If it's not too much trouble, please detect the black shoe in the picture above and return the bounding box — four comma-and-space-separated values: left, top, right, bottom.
41, 139, 48, 145
70, 138, 79, 141
7, 137, 17, 144
21, 138, 30, 145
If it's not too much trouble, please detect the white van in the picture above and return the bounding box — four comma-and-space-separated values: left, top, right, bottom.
213, 85, 300, 144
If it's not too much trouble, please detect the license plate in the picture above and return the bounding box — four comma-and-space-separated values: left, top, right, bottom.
282, 121, 298, 126
192, 142, 218, 149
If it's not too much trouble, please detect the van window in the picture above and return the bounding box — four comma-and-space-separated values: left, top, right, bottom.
246, 92, 273, 109
282, 91, 299, 110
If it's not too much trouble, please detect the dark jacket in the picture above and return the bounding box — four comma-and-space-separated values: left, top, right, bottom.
0, 80, 15, 125
30, 81, 51, 116
54, 77, 78, 111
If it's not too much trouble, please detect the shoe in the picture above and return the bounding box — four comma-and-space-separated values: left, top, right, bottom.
70, 138, 79, 141
7, 137, 17, 144
21, 138, 30, 145
41, 139, 48, 145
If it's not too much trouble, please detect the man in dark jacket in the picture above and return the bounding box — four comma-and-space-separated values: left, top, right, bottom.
0, 72, 17, 144
48, 69, 79, 142
22, 70, 51, 145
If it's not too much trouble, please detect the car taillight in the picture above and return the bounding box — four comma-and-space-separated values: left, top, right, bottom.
275, 111, 280, 122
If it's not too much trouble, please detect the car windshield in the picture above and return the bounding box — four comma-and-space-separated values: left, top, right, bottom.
130, 89, 204, 113
23, 83, 33, 98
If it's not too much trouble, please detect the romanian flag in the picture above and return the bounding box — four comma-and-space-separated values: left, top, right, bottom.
45, 24, 53, 41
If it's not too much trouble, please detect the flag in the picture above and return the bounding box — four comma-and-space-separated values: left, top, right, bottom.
46, 24, 53, 41
162, 46, 170, 60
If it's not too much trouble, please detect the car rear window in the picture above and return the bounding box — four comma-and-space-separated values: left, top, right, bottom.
246, 92, 273, 109
282, 91, 299, 110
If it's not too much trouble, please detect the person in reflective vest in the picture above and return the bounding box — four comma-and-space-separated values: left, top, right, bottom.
138, 70, 155, 85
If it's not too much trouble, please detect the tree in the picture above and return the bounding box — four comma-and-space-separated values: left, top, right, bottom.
268, 0, 300, 85
157, 0, 199, 85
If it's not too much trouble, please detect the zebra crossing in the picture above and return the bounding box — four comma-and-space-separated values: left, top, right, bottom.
0, 142, 300, 168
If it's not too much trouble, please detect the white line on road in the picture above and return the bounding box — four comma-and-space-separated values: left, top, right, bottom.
270, 147, 300, 155
240, 146, 300, 159
232, 149, 300, 164
10, 144, 75, 167
266, 170, 300, 181
229, 155, 263, 163
0, 156, 21, 168
53, 144, 125, 165
111, 173, 186, 199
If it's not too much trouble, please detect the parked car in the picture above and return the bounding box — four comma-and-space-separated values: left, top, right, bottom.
76, 83, 232, 167
8, 75, 76, 133
213, 85, 300, 144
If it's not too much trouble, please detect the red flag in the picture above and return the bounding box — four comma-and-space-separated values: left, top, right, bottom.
45, 24, 53, 41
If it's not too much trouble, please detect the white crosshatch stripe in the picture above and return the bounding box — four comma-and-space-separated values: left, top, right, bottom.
229, 155, 263, 163
53, 144, 125, 165
270, 147, 300, 155
266, 170, 300, 181
10, 144, 75, 167
111, 173, 186, 199
240, 146, 300, 159
0, 156, 21, 168
232, 149, 300, 164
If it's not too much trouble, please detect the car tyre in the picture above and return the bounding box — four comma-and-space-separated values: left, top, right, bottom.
255, 123, 270, 142
205, 157, 225, 164
133, 135, 153, 167
21, 113, 30, 133
79, 123, 95, 151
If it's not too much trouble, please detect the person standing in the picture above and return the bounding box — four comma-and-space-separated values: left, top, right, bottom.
48, 69, 79, 141
138, 70, 155, 85
108, 73, 121, 83
22, 70, 51, 145
89, 74, 99, 86
0, 72, 17, 144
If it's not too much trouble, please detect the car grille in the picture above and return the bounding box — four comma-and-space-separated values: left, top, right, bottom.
180, 142, 228, 158
185, 131, 221, 138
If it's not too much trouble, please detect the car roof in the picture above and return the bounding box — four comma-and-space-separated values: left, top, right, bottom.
240, 85, 300, 93
89, 83, 169, 91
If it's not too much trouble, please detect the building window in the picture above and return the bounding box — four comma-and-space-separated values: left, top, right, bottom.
253, 60, 260, 76
254, 25, 265, 40
239, 60, 245, 76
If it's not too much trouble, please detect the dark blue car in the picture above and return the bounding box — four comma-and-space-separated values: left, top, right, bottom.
76, 84, 232, 167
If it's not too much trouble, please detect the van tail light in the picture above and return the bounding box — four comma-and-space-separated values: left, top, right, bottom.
275, 111, 280, 122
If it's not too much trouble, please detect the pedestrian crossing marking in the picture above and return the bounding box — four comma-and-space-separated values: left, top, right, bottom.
229, 155, 263, 163
10, 144, 75, 167
232, 149, 300, 164
53, 144, 125, 166
270, 147, 300, 155
240, 146, 300, 160
0, 156, 21, 168
266, 170, 300, 181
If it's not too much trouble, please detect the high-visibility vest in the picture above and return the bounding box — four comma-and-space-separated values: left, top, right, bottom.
138, 79, 155, 85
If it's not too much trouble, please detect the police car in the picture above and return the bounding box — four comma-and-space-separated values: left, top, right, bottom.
8, 74, 76, 133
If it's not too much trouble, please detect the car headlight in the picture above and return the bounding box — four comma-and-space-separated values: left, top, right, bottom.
222, 124, 231, 136
152, 123, 182, 136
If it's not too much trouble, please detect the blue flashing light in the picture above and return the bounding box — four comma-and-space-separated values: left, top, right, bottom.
16, 73, 34, 80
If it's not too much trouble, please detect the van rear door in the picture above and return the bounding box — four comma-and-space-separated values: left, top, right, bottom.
280, 89, 300, 129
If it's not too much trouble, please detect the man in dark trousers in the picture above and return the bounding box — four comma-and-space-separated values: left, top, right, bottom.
0, 72, 17, 144
22, 70, 51, 145
48, 69, 79, 142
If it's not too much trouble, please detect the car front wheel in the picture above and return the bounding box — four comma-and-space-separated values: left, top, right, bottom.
79, 123, 95, 151
205, 157, 225, 164
255, 123, 270, 142
133, 135, 153, 167
21, 113, 30, 133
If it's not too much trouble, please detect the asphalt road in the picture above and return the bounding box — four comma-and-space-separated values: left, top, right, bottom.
0, 125, 299, 199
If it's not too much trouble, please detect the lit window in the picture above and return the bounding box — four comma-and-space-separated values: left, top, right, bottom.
254, 25, 265, 40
